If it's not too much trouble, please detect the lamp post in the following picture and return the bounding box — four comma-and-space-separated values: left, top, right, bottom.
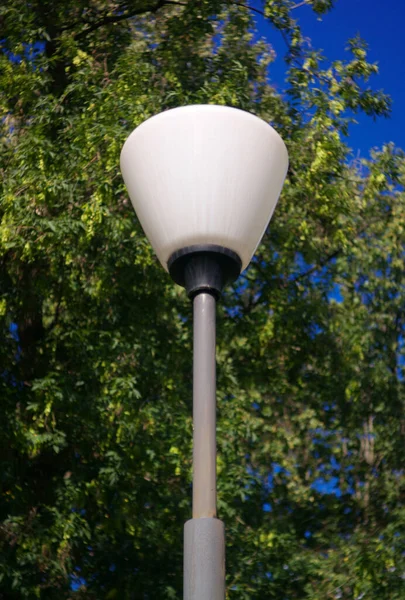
120, 104, 288, 600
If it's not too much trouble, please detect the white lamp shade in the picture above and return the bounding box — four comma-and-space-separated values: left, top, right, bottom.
120, 105, 288, 271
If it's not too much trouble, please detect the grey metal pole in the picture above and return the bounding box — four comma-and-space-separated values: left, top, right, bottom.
183, 292, 225, 600
193, 292, 217, 519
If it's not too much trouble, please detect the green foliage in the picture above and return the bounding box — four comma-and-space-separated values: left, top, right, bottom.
0, 1, 404, 598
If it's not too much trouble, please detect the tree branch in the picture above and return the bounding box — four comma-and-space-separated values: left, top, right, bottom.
233, 2, 298, 56
291, 1, 310, 9
293, 248, 341, 282
75, 0, 186, 40
233, 1, 310, 19
292, 216, 388, 283
233, 2, 266, 18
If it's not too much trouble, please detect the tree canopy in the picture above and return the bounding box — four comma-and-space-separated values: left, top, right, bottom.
0, 1, 404, 598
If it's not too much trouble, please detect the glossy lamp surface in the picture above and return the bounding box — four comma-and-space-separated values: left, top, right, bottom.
120, 104, 288, 271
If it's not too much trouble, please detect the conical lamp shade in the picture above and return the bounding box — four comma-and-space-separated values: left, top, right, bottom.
120, 105, 288, 271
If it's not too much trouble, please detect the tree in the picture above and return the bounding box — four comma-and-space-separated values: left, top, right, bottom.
0, 1, 404, 598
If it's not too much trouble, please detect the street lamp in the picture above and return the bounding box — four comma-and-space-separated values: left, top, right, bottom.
120, 104, 288, 600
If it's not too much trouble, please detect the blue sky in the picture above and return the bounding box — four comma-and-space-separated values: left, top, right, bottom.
252, 0, 405, 157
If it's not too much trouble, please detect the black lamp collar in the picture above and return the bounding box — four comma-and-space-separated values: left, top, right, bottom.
168, 244, 242, 299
